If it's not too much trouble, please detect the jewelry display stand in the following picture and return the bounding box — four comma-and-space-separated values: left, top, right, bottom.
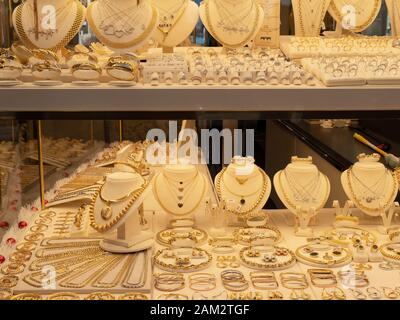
292, 0, 330, 37
151, 0, 199, 51
332, 200, 358, 228
274, 156, 331, 237
90, 171, 153, 253
341, 153, 399, 235
205, 198, 227, 237
215, 156, 271, 225
12, 0, 86, 51
152, 160, 209, 248
386, 0, 400, 37
328, 0, 382, 33
199, 0, 264, 49
87, 0, 159, 52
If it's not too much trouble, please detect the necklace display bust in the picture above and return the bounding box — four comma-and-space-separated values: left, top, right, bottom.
341, 153, 399, 217
153, 160, 208, 218
386, 0, 400, 36
87, 0, 159, 52
215, 156, 271, 219
199, 0, 264, 49
12, 0, 86, 51
292, 0, 330, 36
151, 0, 199, 48
274, 156, 330, 237
90, 171, 153, 253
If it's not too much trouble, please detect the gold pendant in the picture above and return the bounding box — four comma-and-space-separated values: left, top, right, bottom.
101, 203, 112, 221
235, 176, 249, 185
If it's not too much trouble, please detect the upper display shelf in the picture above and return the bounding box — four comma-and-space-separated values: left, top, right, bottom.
1, 0, 400, 115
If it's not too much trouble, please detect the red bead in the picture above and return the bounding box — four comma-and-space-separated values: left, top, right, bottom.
31, 207, 38, 212
0, 221, 9, 229
0, 255, 5, 264
44, 200, 48, 205
6, 238, 16, 246
18, 221, 28, 229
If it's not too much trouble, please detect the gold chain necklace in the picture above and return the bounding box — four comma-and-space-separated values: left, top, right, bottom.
15, 0, 84, 52
154, 0, 188, 40
99, 178, 145, 221
277, 170, 330, 212
204, 0, 260, 48
346, 168, 397, 214
215, 167, 268, 217
296, 0, 328, 36
89, 180, 149, 233
329, 0, 381, 32
87, 4, 158, 49
153, 173, 207, 216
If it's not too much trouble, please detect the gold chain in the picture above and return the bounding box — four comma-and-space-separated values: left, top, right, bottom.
215, 167, 268, 218
297, 0, 328, 36
87, 4, 158, 49
277, 170, 330, 212
204, 0, 260, 48
346, 168, 398, 214
329, 0, 381, 32
89, 180, 148, 233
15, 0, 84, 52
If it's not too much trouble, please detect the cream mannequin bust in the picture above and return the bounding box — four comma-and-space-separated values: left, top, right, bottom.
292, 0, 330, 37
152, 159, 208, 218
341, 153, 399, 217
151, 0, 199, 48
215, 156, 271, 219
90, 171, 153, 253
328, 0, 382, 32
274, 156, 330, 236
199, 0, 264, 49
386, 0, 400, 36
87, 0, 159, 52
12, 0, 86, 51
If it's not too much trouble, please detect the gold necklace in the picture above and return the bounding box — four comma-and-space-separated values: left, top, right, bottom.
99, 178, 145, 221
215, 167, 268, 217
296, 0, 328, 36
346, 168, 397, 214
204, 0, 261, 48
277, 170, 330, 212
87, 4, 158, 49
89, 180, 149, 233
329, 0, 381, 32
154, 0, 188, 41
14, 0, 84, 52
153, 173, 206, 216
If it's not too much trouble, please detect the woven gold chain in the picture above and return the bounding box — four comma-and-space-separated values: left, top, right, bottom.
15, 0, 84, 52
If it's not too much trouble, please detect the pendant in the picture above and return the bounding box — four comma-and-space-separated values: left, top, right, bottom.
235, 176, 249, 185
178, 203, 183, 208
101, 203, 112, 220
240, 199, 246, 205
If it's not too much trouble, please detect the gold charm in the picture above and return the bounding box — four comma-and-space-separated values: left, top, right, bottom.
235, 176, 249, 185
101, 204, 112, 220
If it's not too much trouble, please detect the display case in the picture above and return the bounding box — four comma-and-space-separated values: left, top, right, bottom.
0, 0, 400, 302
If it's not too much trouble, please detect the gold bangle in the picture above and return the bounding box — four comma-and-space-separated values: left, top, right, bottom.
47, 292, 81, 300
11, 293, 42, 300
